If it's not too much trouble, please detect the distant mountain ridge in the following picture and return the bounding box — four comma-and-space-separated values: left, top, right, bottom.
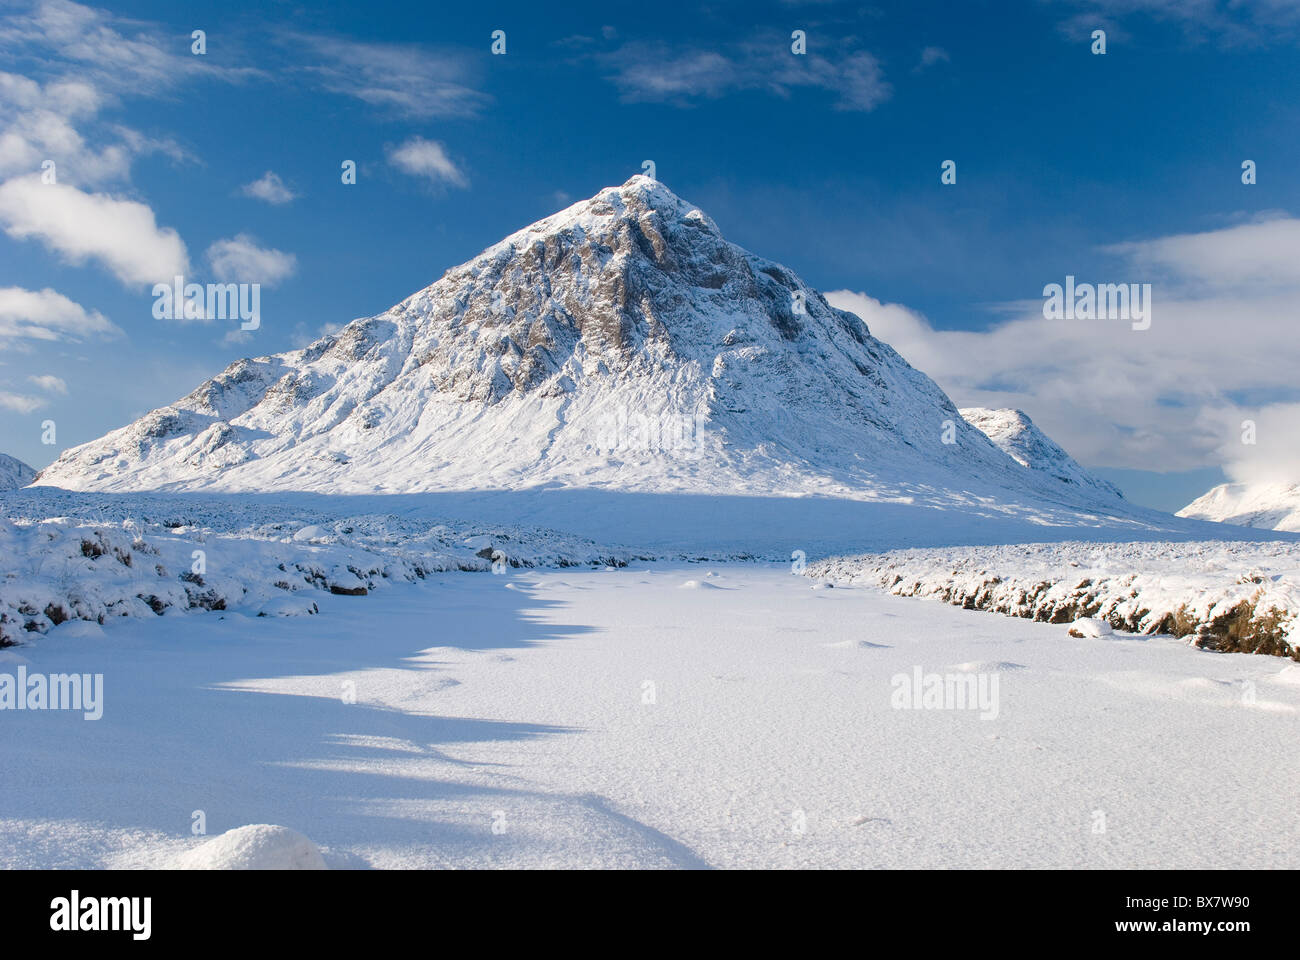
0, 453, 35, 491
960, 407, 1124, 500
1179, 481, 1300, 532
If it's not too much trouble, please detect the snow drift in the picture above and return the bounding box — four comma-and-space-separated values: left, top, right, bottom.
176, 825, 326, 870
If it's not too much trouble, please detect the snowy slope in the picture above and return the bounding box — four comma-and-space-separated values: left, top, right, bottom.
1178, 481, 1300, 533
0, 453, 35, 490
35, 177, 1121, 519
960, 408, 1123, 499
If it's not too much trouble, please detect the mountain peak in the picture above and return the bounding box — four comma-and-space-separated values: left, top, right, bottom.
480, 175, 721, 263
960, 407, 1122, 499
35, 183, 1127, 515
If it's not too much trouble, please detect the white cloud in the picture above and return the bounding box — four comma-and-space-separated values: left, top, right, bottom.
387, 137, 468, 188
0, 71, 133, 185
0, 174, 188, 287
1213, 402, 1300, 486
1105, 216, 1300, 292
0, 285, 117, 343
0, 390, 45, 413
827, 215, 1300, 478
0, 3, 249, 190
0, 71, 100, 117
205, 234, 297, 286
28, 373, 68, 394
240, 170, 297, 205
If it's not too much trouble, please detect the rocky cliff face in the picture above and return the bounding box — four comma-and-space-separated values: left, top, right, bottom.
34, 177, 1118, 511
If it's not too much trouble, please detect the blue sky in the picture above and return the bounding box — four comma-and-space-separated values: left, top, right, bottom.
3, 0, 1300, 509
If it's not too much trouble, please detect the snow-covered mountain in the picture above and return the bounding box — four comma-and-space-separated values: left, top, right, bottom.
34, 177, 1128, 513
959, 407, 1124, 500
0, 453, 35, 490
1178, 482, 1300, 532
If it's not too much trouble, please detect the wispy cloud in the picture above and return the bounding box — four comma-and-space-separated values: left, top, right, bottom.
1050, 0, 1300, 44
0, 390, 45, 412
913, 46, 950, 72
289, 33, 489, 119
0, 0, 262, 96
592, 31, 891, 112
387, 137, 468, 188
290, 320, 344, 349
240, 170, 297, 205
28, 373, 67, 393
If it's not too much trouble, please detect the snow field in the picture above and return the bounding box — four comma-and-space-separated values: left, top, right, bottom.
2, 566, 1296, 869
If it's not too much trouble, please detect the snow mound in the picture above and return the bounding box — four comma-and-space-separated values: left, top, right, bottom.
949, 660, 1027, 672
50, 620, 107, 639
176, 824, 327, 870
1068, 617, 1114, 638
1274, 664, 1300, 686
257, 595, 320, 617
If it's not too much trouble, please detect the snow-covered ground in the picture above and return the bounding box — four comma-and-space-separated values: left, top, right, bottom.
6, 487, 1295, 649
2, 564, 1296, 869
807, 540, 1300, 660
0, 491, 643, 646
